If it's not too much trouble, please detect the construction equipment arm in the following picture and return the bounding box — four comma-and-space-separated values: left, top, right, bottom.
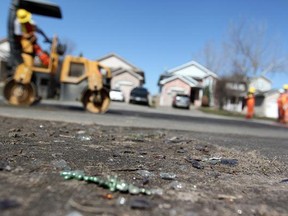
35, 26, 52, 43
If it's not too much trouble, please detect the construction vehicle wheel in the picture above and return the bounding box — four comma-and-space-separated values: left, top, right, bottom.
3, 79, 37, 106
81, 88, 110, 113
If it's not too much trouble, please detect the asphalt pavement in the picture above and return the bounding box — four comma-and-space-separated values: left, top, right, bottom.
0, 98, 287, 161
0, 98, 287, 138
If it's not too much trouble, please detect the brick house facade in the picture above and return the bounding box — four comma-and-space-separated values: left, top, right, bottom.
158, 61, 218, 107
97, 53, 145, 102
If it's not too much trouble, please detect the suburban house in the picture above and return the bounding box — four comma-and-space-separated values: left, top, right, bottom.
249, 76, 278, 118
222, 75, 280, 118
248, 75, 272, 92
216, 74, 248, 112
158, 60, 218, 107
254, 89, 279, 118
97, 53, 145, 103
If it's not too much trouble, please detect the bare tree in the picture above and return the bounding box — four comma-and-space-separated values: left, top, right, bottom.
215, 73, 247, 109
194, 19, 288, 109
224, 19, 287, 77
195, 19, 287, 77
60, 38, 77, 55
194, 41, 227, 75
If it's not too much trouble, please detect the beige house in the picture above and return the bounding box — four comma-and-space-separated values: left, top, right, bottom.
158, 61, 218, 107
97, 53, 145, 102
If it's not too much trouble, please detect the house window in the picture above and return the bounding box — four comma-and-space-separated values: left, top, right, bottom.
230, 96, 243, 104
230, 96, 237, 104
255, 95, 264, 106
68, 62, 85, 77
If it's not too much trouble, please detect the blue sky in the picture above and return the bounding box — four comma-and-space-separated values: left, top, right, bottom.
1, 0, 288, 94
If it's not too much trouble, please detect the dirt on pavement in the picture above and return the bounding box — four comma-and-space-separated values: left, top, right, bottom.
0, 116, 287, 216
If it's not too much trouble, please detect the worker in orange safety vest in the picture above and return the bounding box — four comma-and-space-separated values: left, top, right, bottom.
245, 87, 256, 119
282, 84, 288, 124
14, 9, 50, 66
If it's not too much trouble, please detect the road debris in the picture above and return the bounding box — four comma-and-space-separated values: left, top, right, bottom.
165, 136, 183, 144
60, 171, 152, 195
137, 170, 154, 178
116, 197, 127, 205
0, 160, 11, 171
67, 199, 115, 214
52, 159, 71, 171
219, 158, 238, 166
76, 134, 92, 141
169, 181, 185, 190
217, 194, 243, 202
177, 148, 187, 154
66, 211, 83, 216
160, 172, 177, 180
203, 157, 239, 166
195, 144, 210, 153
102, 193, 113, 199
150, 188, 164, 196
0, 199, 21, 210
280, 179, 288, 183
129, 198, 154, 210
185, 157, 204, 169
59, 134, 75, 139
1, 116, 288, 215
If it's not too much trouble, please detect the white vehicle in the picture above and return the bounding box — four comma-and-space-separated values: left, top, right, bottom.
109, 89, 125, 102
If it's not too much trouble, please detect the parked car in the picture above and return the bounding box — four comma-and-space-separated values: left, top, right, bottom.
109, 89, 125, 102
172, 94, 190, 109
129, 87, 149, 105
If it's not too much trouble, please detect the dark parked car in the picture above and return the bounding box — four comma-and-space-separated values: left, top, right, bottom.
129, 87, 149, 105
172, 94, 190, 109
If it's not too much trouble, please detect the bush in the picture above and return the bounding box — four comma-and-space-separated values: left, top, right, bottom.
202, 86, 210, 107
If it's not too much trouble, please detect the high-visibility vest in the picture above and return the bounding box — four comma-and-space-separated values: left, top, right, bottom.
283, 92, 288, 123
245, 94, 255, 118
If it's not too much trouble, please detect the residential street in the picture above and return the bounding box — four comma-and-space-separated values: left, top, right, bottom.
0, 100, 288, 216
1, 0, 288, 215
0, 99, 287, 160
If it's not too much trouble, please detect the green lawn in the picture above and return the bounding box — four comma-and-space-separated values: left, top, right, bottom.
198, 107, 276, 121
